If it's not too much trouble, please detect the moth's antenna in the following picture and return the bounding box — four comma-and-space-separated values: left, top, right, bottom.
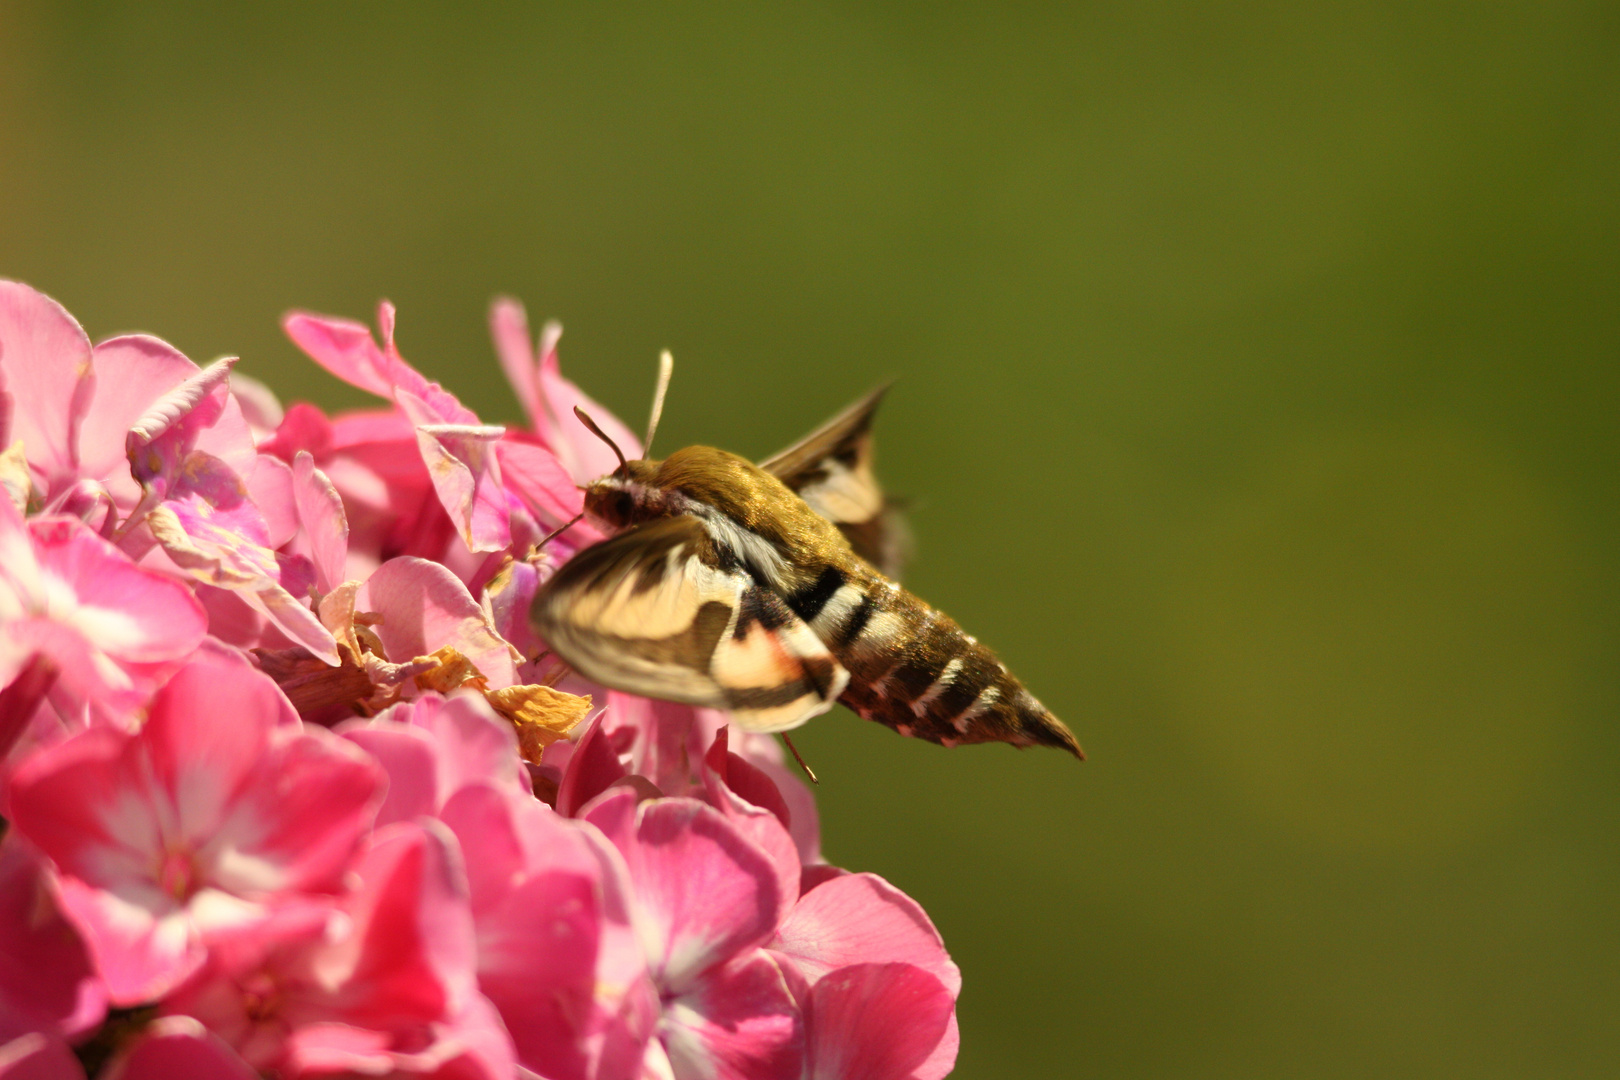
573, 406, 628, 474
781, 733, 819, 785
644, 349, 674, 456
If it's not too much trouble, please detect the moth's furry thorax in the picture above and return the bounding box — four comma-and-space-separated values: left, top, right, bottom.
584, 445, 854, 573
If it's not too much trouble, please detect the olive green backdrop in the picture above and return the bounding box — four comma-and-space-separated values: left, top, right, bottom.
4, 2, 1617, 1076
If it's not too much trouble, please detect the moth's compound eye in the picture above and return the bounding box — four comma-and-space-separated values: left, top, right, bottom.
612, 490, 635, 524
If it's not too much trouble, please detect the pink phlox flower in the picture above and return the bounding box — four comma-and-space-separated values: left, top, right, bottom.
0, 281, 269, 542
583, 789, 804, 1080
287, 451, 349, 598
341, 691, 652, 1078
4, 646, 385, 1005
440, 782, 654, 1080
283, 303, 514, 556
0, 840, 105, 1045
162, 820, 515, 1080
339, 691, 531, 829
489, 298, 643, 486
0, 497, 206, 741
0, 283, 331, 664
766, 872, 961, 1080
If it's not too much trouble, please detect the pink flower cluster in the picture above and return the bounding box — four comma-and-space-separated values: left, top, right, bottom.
0, 281, 959, 1080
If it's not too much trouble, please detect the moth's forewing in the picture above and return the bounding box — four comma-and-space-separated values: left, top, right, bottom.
530, 515, 849, 732
759, 384, 910, 576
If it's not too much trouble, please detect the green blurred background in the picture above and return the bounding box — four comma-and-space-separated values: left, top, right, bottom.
4, 2, 1618, 1075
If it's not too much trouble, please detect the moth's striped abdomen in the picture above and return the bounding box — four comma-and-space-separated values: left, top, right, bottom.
786, 563, 1083, 758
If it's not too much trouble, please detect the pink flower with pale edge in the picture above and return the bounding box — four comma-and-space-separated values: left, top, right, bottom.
5, 647, 384, 1005
584, 790, 803, 1080
0, 498, 205, 737
163, 821, 514, 1080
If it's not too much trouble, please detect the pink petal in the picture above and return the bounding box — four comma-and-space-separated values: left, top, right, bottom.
557, 716, 632, 818
281, 312, 394, 398
226, 372, 284, 439
192, 394, 259, 483
356, 558, 518, 686
0, 842, 105, 1042
410, 417, 511, 554
344, 692, 527, 830
222, 725, 385, 894
494, 437, 590, 531
616, 799, 783, 993
804, 964, 953, 1080
446, 787, 653, 1080
489, 298, 541, 430
146, 486, 338, 665
751, 758, 821, 869
23, 514, 207, 664
124, 357, 237, 508
50, 876, 196, 1006
332, 820, 479, 1026
0, 657, 57, 761
76, 335, 197, 507
101, 1016, 256, 1080
0, 1033, 84, 1080
660, 951, 802, 1080
280, 1023, 393, 1076
338, 723, 440, 829
0, 282, 93, 494
406, 691, 528, 800
480, 552, 545, 661
290, 452, 348, 595
244, 454, 298, 550
702, 729, 800, 927
768, 873, 960, 996
258, 402, 334, 463
915, 1011, 960, 1080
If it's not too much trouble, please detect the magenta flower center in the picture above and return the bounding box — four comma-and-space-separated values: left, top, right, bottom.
156, 845, 200, 902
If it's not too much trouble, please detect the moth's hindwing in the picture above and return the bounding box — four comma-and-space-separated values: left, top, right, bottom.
760, 384, 910, 576
530, 515, 850, 732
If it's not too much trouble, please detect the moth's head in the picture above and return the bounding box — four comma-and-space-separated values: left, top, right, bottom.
581, 459, 669, 529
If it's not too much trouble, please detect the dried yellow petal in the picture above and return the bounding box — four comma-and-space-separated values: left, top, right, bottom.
486, 684, 592, 763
